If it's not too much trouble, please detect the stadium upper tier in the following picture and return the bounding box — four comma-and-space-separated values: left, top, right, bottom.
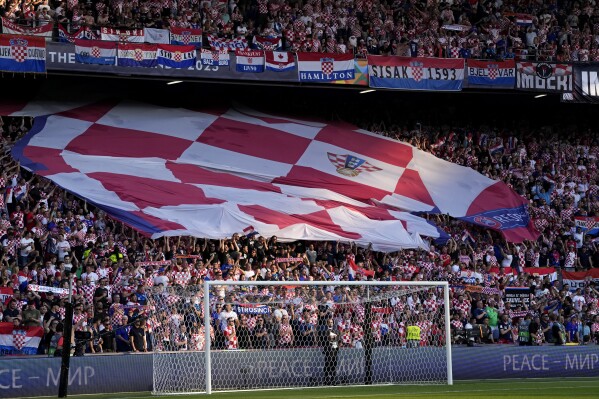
1, 0, 599, 61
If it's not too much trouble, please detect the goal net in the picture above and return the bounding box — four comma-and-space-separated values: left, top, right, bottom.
149, 281, 452, 395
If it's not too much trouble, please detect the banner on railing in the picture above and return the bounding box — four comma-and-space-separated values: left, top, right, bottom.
144, 28, 170, 44
201, 48, 230, 66
466, 59, 515, 88
75, 39, 116, 65
1, 18, 53, 37
58, 25, 97, 43
516, 62, 572, 92
206, 34, 247, 50
297, 52, 354, 82
170, 27, 202, 46
564, 65, 599, 104
0, 35, 46, 73
46, 42, 299, 82
562, 269, 599, 291
368, 56, 464, 91
157, 44, 196, 69
0, 322, 43, 355
265, 51, 295, 72
117, 43, 157, 67
235, 49, 264, 73
331, 59, 368, 86
101, 27, 144, 43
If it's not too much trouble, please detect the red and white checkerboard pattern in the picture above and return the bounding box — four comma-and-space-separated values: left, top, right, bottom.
91, 46, 101, 58
411, 64, 423, 82
11, 46, 27, 63
12, 330, 26, 350
13, 100, 536, 249
488, 65, 498, 80
321, 60, 334, 75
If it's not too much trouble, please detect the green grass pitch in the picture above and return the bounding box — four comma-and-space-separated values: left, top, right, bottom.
23, 378, 599, 399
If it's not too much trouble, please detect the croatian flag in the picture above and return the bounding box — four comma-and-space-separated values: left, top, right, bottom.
170, 27, 202, 47
0, 322, 43, 355
515, 15, 534, 26
117, 44, 157, 67
461, 229, 476, 244
157, 44, 196, 69
297, 52, 354, 82
235, 49, 264, 73
201, 49, 229, 66
75, 39, 116, 65
265, 51, 295, 72
489, 142, 504, 156
574, 216, 599, 235
0, 35, 46, 73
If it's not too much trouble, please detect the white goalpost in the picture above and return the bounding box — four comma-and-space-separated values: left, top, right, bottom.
149, 281, 453, 395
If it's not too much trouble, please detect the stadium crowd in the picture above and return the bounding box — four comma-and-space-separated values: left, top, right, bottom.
2, 0, 599, 60
1, 111, 599, 356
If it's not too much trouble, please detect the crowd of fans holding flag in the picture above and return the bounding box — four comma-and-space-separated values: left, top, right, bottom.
1, 111, 599, 356
1, 0, 599, 61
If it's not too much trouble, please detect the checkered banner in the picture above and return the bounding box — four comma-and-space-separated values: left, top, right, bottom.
11, 101, 537, 250
368, 56, 465, 91
0, 34, 46, 73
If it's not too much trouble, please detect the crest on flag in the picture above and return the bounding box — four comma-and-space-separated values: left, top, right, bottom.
10, 38, 28, 63
12, 329, 27, 350
410, 61, 424, 82
180, 31, 192, 45
91, 46, 101, 58
173, 51, 182, 62
327, 153, 382, 177
134, 48, 144, 61
321, 58, 334, 75
487, 64, 498, 80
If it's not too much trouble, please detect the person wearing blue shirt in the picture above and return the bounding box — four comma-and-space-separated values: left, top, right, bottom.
459, 47, 471, 59
565, 315, 580, 343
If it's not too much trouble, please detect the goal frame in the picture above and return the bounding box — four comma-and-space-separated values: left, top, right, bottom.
200, 280, 453, 394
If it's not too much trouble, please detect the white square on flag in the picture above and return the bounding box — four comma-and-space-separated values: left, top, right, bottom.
96, 102, 218, 141
27, 116, 92, 150
222, 109, 323, 140
177, 142, 294, 180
